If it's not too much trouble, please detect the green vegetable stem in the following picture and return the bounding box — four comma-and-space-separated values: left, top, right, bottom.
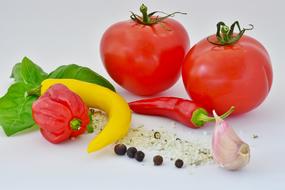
207, 21, 254, 46
130, 4, 187, 26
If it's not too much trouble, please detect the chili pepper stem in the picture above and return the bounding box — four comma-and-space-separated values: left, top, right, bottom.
191, 106, 235, 127
70, 118, 82, 131
86, 110, 94, 133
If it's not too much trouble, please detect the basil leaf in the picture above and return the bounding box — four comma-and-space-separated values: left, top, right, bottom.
0, 82, 37, 136
48, 64, 116, 91
10, 62, 21, 80
10, 57, 48, 85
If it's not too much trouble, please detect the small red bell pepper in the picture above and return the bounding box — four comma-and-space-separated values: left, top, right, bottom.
129, 97, 234, 128
32, 84, 90, 143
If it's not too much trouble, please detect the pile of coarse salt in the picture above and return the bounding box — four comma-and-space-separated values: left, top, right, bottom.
90, 109, 213, 168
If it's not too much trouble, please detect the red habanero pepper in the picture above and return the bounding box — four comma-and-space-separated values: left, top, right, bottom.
32, 84, 90, 143
129, 97, 234, 128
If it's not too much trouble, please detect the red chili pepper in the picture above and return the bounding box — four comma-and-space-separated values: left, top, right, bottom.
32, 84, 90, 143
129, 97, 234, 128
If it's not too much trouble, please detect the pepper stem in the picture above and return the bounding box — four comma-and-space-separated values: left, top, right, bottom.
70, 118, 82, 131
191, 106, 235, 127
207, 21, 254, 46
27, 85, 41, 97
130, 4, 187, 25
86, 110, 94, 133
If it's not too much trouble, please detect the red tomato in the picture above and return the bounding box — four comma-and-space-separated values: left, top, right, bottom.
182, 34, 273, 115
100, 6, 189, 96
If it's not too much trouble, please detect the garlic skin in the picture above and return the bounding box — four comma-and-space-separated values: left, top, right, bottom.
212, 111, 250, 171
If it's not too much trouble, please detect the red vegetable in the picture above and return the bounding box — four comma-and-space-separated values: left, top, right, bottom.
100, 4, 189, 96
182, 21, 273, 115
129, 97, 234, 128
32, 84, 90, 143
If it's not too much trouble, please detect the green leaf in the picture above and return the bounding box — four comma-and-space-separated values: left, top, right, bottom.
10, 62, 21, 80
48, 64, 116, 91
0, 82, 37, 136
10, 57, 48, 85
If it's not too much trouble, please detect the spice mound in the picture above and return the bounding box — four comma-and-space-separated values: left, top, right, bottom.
118, 126, 213, 167
90, 110, 213, 168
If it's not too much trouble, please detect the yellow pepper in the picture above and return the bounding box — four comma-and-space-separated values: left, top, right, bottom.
40, 79, 132, 153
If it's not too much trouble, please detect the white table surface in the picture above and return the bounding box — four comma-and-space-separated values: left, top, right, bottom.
0, 0, 284, 189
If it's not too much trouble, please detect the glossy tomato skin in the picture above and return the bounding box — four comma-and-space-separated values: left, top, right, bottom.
182, 35, 273, 115
100, 18, 189, 96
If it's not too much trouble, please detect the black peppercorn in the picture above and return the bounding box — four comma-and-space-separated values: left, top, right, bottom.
153, 155, 163, 166
175, 159, 184, 168
114, 144, 127, 155
154, 131, 161, 139
135, 151, 145, 162
127, 147, 137, 158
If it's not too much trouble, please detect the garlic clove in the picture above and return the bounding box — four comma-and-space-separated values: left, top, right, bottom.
212, 111, 250, 171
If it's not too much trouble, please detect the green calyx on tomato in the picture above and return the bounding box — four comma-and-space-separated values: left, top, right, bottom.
130, 4, 186, 26
207, 21, 254, 46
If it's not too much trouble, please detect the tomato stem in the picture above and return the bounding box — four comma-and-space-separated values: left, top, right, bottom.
191, 106, 235, 127
130, 4, 187, 26
140, 4, 150, 23
207, 21, 254, 46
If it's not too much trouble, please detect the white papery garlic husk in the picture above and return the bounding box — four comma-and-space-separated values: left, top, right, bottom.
212, 111, 250, 171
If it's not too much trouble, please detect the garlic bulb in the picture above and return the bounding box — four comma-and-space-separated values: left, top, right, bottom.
212, 111, 250, 171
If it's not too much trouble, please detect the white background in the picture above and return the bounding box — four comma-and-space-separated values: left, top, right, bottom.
0, 0, 284, 189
